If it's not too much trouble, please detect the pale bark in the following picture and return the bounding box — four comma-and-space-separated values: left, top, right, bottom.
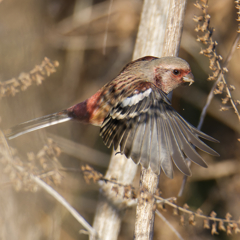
90, 150, 137, 240
91, 0, 187, 240
134, 0, 187, 239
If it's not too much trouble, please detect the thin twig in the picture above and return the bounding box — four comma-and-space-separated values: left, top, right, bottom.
156, 210, 184, 240
31, 175, 99, 239
178, 33, 240, 197
0, 131, 99, 240
197, 33, 240, 130
102, 0, 113, 55
155, 196, 239, 226
78, 165, 240, 230
0, 58, 59, 98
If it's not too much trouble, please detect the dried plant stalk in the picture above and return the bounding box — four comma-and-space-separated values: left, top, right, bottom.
236, 1, 240, 34
80, 165, 240, 235
0, 57, 59, 99
194, 0, 240, 121
133, 0, 187, 239
0, 132, 98, 238
90, 148, 137, 240
92, 0, 188, 240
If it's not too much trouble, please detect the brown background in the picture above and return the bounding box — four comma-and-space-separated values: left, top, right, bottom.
0, 0, 240, 239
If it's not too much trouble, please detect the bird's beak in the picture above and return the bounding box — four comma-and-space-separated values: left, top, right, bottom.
183, 72, 194, 86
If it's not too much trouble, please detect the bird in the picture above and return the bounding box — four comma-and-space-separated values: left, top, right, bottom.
5, 56, 219, 178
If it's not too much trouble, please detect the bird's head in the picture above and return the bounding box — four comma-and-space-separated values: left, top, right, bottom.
150, 56, 194, 94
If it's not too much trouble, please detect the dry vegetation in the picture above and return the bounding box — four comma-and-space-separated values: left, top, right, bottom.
0, 0, 240, 239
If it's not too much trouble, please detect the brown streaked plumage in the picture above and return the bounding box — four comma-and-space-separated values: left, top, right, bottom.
5, 56, 219, 178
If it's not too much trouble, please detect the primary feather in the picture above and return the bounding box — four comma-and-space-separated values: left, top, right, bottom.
100, 84, 218, 178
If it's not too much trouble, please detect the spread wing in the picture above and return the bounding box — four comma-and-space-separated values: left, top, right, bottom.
100, 84, 219, 178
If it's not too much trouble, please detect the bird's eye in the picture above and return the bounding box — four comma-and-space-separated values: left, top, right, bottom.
173, 69, 180, 75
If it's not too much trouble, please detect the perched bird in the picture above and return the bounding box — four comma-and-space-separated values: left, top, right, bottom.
6, 56, 219, 178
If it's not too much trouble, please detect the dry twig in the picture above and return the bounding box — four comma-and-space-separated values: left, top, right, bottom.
0, 132, 99, 239
178, 0, 240, 197
194, 0, 240, 121
80, 164, 240, 235
156, 210, 184, 240
0, 58, 59, 98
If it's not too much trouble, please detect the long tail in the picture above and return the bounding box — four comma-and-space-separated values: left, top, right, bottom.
5, 110, 71, 140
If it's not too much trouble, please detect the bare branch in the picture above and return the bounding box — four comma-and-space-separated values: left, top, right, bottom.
156, 210, 184, 240
133, 0, 187, 239
0, 131, 99, 239
31, 175, 99, 239
0, 58, 59, 98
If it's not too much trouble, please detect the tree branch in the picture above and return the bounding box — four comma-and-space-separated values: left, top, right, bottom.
91, 1, 187, 239
133, 0, 187, 239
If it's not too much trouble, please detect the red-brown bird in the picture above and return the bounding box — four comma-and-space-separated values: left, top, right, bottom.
6, 56, 219, 178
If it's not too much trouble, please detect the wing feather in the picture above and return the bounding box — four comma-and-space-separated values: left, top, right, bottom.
100, 84, 219, 178
101, 118, 117, 147
149, 111, 161, 175
135, 96, 151, 113
164, 116, 191, 176
173, 114, 219, 156
176, 113, 219, 143
130, 115, 147, 164
113, 124, 126, 150
170, 117, 207, 167
123, 118, 140, 158
139, 113, 151, 169
158, 115, 173, 178
120, 127, 132, 154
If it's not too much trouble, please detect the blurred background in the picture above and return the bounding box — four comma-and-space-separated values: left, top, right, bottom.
0, 0, 240, 239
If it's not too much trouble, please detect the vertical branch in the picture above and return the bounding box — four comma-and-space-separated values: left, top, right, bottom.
133, 0, 187, 239
90, 150, 137, 240
91, 0, 187, 240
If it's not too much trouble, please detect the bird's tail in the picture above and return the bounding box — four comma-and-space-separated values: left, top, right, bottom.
5, 110, 71, 140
